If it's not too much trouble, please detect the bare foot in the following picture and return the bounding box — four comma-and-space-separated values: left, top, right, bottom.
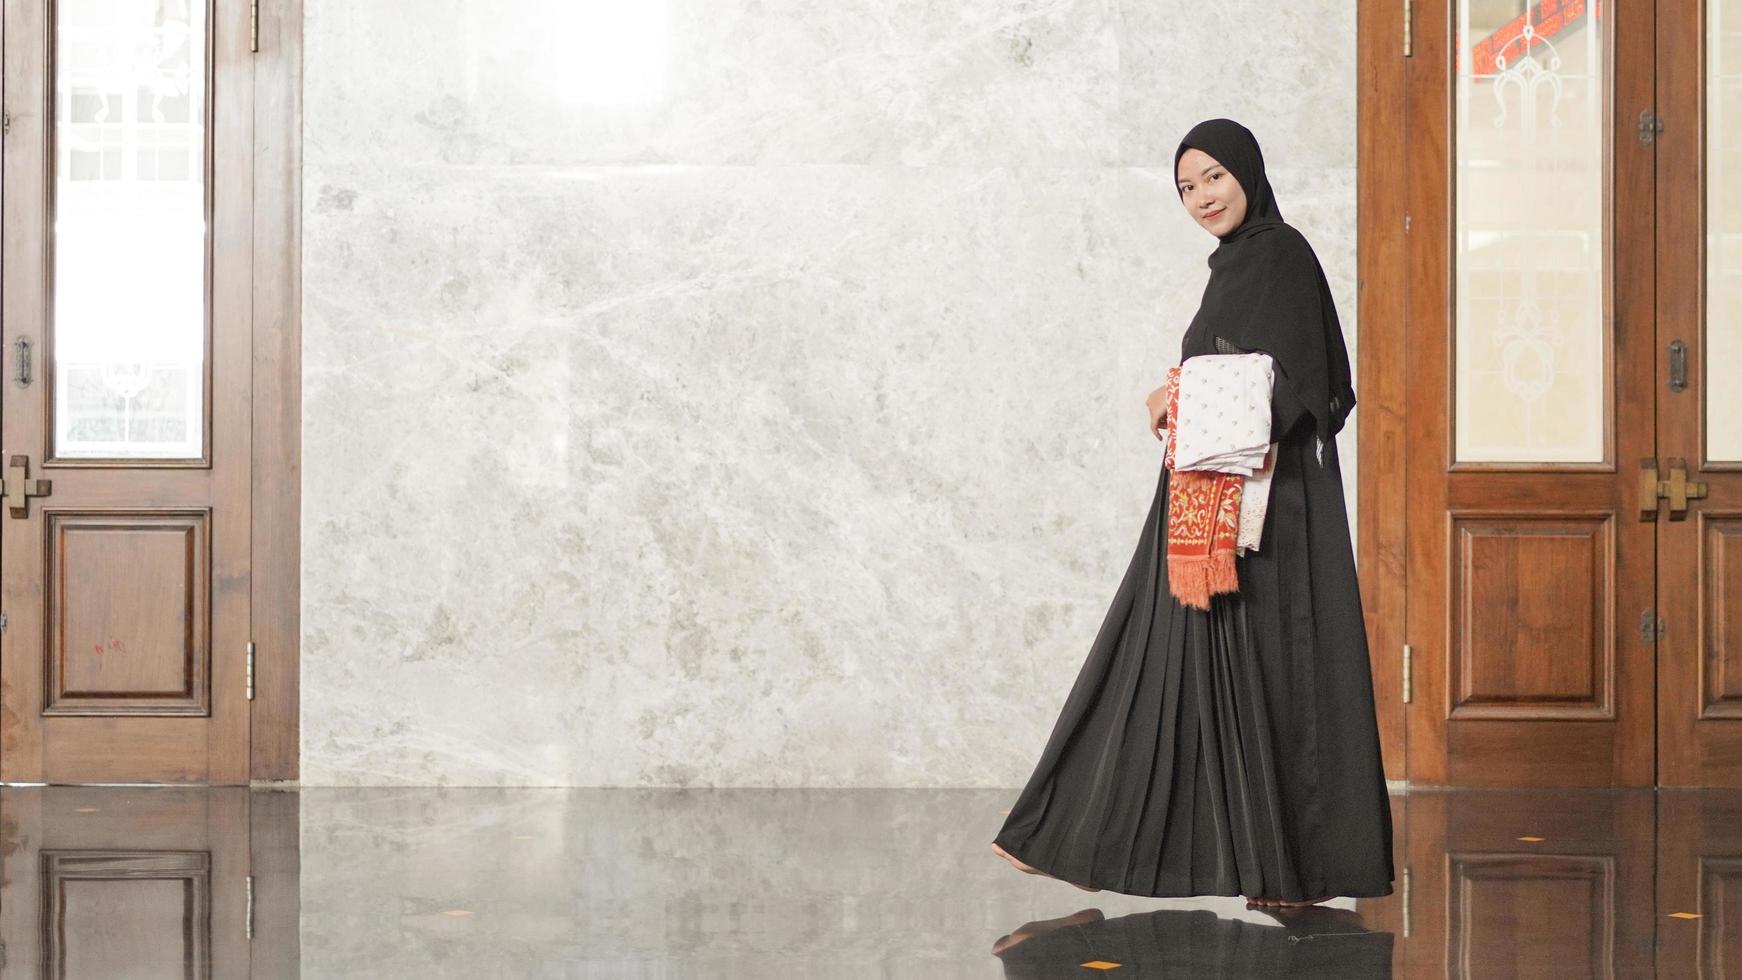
991, 907, 1105, 956
991, 842, 1103, 892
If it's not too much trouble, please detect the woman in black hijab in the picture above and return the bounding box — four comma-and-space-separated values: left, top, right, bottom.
990, 118, 1394, 907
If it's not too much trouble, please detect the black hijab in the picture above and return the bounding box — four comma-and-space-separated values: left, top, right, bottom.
1173, 118, 1356, 458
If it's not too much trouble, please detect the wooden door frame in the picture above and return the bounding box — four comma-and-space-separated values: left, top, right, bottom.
1358, 0, 1664, 788
249, 0, 301, 782
1357, 0, 1410, 785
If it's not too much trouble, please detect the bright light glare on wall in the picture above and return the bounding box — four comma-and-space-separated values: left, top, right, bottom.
551, 1, 668, 106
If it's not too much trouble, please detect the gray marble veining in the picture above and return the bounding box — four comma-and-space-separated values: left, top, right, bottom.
301, 0, 1360, 786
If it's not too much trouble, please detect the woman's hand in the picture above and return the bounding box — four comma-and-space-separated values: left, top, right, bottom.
1145, 385, 1169, 441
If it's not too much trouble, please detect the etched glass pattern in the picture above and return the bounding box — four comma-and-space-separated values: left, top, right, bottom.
1454, 0, 1608, 463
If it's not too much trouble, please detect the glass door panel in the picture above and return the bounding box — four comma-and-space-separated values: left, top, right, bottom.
1454, 0, 1610, 463
51, 0, 209, 461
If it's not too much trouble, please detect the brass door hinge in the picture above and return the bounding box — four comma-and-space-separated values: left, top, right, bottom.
1, 110, 9, 135
246, 874, 255, 939
1402, 644, 1413, 703
250, 0, 260, 52
1403, 0, 1414, 57
246, 641, 256, 700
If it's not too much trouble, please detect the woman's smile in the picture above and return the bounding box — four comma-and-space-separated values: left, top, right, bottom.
1203, 207, 1226, 221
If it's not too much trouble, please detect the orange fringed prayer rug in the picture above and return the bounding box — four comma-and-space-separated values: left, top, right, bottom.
1160, 366, 1244, 610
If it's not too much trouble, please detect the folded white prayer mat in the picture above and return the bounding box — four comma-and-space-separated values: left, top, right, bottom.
1172, 351, 1278, 555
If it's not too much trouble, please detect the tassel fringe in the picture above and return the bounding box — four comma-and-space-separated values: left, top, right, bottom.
1167, 549, 1239, 611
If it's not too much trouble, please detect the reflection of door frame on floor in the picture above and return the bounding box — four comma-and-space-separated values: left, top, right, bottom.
0, 0, 301, 784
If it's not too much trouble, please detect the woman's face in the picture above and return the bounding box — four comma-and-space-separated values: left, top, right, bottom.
1176, 147, 1247, 237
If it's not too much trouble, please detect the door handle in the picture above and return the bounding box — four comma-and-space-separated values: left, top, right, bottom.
1669, 339, 1687, 393
3, 455, 51, 518
1641, 457, 1708, 521
12, 336, 31, 387
1664, 458, 1707, 519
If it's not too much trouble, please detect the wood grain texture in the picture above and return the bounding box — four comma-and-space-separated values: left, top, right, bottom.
1655, 0, 1742, 786
1357, 0, 1410, 784
250, 0, 304, 781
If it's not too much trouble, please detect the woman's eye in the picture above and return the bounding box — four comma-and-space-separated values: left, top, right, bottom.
1210, 172, 1221, 181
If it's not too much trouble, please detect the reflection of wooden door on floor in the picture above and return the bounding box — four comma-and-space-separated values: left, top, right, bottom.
1399, 790, 1656, 977
1379, 0, 1742, 787
1657, 790, 1742, 972
0, 0, 254, 782
0, 787, 300, 976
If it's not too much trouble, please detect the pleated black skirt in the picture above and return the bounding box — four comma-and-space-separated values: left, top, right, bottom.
993, 455, 1394, 900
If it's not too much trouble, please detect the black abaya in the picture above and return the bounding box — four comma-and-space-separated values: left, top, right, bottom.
990, 119, 1394, 901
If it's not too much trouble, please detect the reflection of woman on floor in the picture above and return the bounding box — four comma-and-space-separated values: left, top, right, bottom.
991, 904, 1395, 978
991, 118, 1394, 909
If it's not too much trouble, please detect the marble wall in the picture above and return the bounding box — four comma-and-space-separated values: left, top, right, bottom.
300, 0, 1360, 786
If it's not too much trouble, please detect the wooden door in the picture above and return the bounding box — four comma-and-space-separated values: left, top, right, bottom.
0, 0, 253, 783
1403, 0, 1661, 785
1656, 0, 1742, 787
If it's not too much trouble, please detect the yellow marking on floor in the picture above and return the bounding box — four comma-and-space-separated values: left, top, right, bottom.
442, 909, 474, 917
1515, 835, 1545, 842
1080, 961, 1122, 970
1669, 912, 1702, 919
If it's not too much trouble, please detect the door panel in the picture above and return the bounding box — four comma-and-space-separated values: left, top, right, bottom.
1657, 0, 1742, 786
1449, 515, 1616, 720
1406, 0, 1660, 785
0, 0, 252, 783
45, 510, 211, 716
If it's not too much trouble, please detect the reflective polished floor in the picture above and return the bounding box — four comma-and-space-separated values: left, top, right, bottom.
0, 785, 1733, 977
